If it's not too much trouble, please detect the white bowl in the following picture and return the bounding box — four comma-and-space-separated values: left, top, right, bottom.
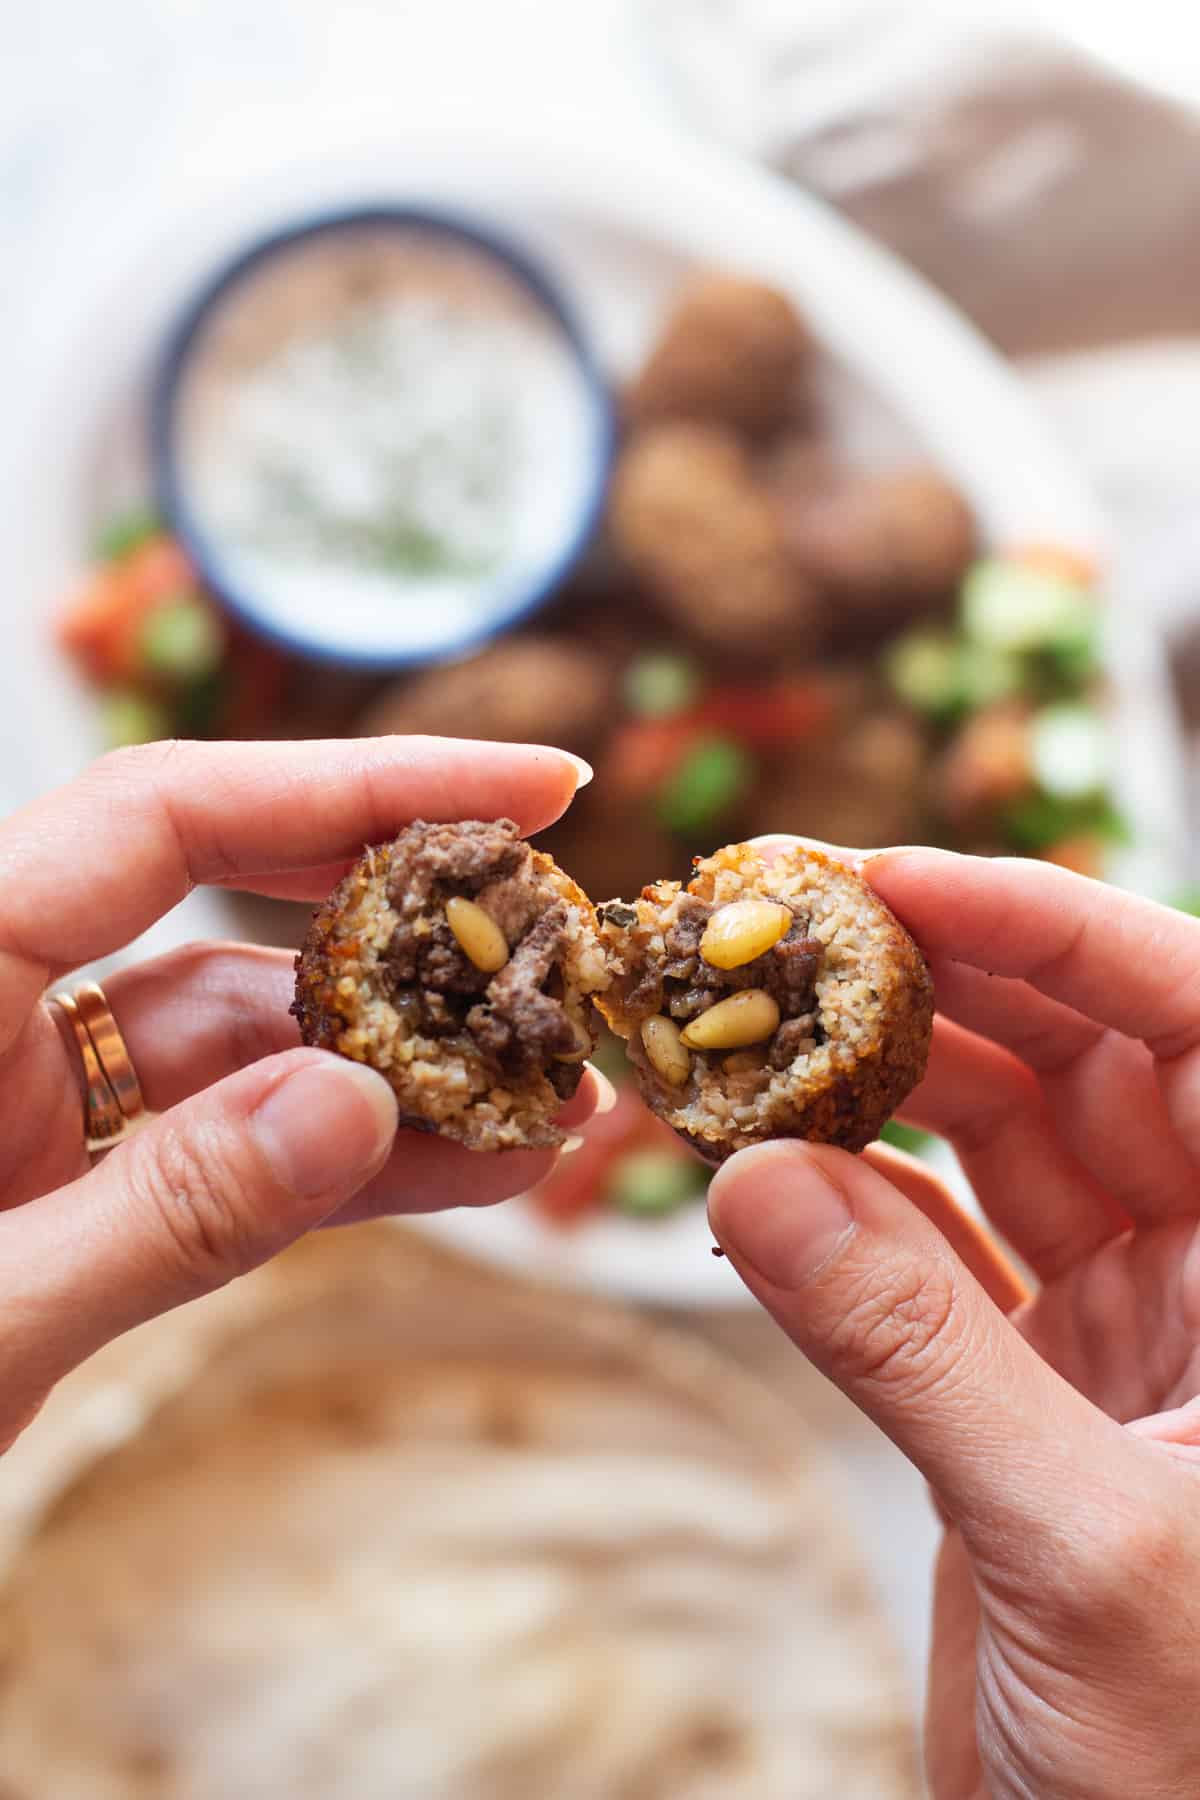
150, 204, 615, 670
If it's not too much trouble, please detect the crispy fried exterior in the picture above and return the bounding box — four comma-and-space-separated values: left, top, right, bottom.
768, 451, 977, 642
609, 422, 822, 658
355, 636, 615, 756
292, 821, 608, 1152
747, 706, 930, 852
596, 843, 933, 1162
625, 273, 811, 440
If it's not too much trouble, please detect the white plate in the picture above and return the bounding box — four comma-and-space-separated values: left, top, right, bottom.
1, 109, 1186, 1307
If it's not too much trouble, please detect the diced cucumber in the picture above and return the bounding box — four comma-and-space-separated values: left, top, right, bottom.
885, 630, 1021, 721
624, 652, 702, 719
963, 560, 1096, 656
1002, 790, 1129, 853
140, 597, 224, 682
100, 690, 172, 748
92, 505, 161, 563
607, 1150, 709, 1217
1040, 633, 1101, 691
1029, 704, 1108, 799
656, 735, 755, 836
955, 641, 1025, 711
884, 630, 961, 716
879, 1120, 935, 1157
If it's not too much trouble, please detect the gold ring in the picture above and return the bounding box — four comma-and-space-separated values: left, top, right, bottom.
71, 982, 145, 1122
51, 983, 145, 1153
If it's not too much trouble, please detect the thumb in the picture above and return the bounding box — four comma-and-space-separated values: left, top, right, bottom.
708, 1140, 1118, 1539
2, 1048, 398, 1415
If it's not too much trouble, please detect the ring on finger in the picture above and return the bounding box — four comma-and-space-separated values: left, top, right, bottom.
51, 982, 146, 1152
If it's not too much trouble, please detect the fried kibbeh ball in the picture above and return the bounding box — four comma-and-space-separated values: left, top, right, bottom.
610, 422, 823, 658
292, 820, 609, 1151
747, 708, 930, 852
596, 842, 932, 1163
356, 637, 615, 757
769, 450, 977, 640
626, 272, 812, 439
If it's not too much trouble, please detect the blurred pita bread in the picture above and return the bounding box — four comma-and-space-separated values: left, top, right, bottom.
0, 1226, 919, 1797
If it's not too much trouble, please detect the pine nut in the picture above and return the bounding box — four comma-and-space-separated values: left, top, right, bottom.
641, 1014, 691, 1086
700, 900, 792, 970
680, 989, 780, 1051
445, 896, 509, 973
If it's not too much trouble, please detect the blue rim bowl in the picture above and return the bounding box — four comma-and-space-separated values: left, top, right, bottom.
150, 203, 617, 671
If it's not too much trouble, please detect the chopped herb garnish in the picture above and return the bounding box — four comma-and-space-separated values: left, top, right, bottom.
598, 902, 639, 930
656, 735, 756, 836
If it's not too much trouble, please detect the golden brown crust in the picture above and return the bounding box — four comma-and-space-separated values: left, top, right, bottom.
596, 843, 933, 1161
292, 824, 608, 1152
625, 272, 812, 440
609, 422, 822, 658
290, 865, 365, 1054
768, 454, 977, 641
355, 636, 615, 755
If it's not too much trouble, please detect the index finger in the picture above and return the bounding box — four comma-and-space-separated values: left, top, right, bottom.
0, 736, 587, 1044
866, 848, 1200, 1060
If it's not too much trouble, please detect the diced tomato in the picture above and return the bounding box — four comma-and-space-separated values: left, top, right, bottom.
692, 678, 836, 746
1007, 544, 1099, 589
1038, 834, 1106, 878
213, 629, 290, 738
606, 679, 834, 797
58, 536, 196, 684
607, 718, 705, 795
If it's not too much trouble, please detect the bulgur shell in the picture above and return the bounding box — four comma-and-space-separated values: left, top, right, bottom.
597, 842, 933, 1162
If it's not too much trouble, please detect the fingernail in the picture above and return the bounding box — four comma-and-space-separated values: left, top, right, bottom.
559, 751, 594, 790
708, 1144, 854, 1288
859, 844, 936, 869
588, 1067, 619, 1114
252, 1058, 398, 1198
561, 1134, 585, 1155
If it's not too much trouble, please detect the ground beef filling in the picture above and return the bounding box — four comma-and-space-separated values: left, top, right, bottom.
467, 903, 578, 1076
607, 893, 824, 1069
658, 896, 821, 1032
380, 820, 577, 1081
596, 842, 934, 1161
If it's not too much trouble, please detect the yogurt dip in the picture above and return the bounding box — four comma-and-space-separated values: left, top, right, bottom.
164, 220, 607, 663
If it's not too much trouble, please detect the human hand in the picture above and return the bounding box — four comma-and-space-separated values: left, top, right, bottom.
709, 847, 1200, 1799
0, 736, 602, 1454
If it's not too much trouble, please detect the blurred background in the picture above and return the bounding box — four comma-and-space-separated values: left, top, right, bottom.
3, 2, 1200, 1792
